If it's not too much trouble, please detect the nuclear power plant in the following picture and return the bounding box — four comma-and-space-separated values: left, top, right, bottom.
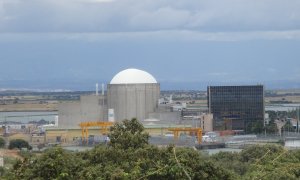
57, 68, 192, 130
0, 68, 269, 148
46, 68, 215, 146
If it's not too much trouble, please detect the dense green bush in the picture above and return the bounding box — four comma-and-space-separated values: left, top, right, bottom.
109, 118, 150, 149
8, 139, 32, 150
211, 144, 300, 180
5, 119, 300, 180
0, 137, 5, 148
10, 148, 84, 180
211, 151, 249, 176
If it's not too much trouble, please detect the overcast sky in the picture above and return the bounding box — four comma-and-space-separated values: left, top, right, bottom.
0, 0, 300, 90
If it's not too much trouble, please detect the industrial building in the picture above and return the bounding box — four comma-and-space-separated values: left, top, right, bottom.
58, 68, 187, 129
44, 68, 214, 145
58, 94, 108, 129
58, 69, 162, 129
207, 85, 264, 132
107, 69, 160, 122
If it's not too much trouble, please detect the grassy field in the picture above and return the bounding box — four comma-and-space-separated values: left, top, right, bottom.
0, 103, 58, 112
265, 95, 300, 103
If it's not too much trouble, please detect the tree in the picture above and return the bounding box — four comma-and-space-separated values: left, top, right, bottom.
265, 120, 278, 134
211, 151, 249, 176
0, 137, 5, 148
283, 120, 294, 132
108, 118, 150, 149
9, 147, 84, 180
242, 145, 300, 180
8, 139, 32, 150
250, 121, 264, 134
8, 119, 237, 179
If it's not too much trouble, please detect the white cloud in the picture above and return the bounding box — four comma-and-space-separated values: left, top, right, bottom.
1, 30, 300, 42
129, 7, 191, 30
0, 0, 299, 40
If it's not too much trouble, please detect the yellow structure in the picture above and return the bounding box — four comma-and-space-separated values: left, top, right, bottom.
168, 128, 203, 144
43, 124, 196, 145
79, 121, 114, 143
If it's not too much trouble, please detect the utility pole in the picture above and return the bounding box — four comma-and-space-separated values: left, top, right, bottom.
264, 114, 266, 137
297, 107, 300, 134
264, 122, 267, 137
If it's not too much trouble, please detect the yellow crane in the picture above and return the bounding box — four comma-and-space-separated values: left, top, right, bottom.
79, 121, 114, 144
168, 127, 203, 144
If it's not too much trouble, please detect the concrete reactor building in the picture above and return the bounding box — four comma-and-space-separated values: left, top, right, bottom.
58, 68, 161, 129
108, 68, 160, 122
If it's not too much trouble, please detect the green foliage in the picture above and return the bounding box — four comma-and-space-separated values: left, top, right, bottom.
6, 118, 300, 179
211, 151, 249, 176
78, 145, 234, 180
109, 118, 150, 150
244, 148, 300, 180
0, 137, 5, 148
239, 144, 284, 163
283, 120, 294, 132
266, 110, 299, 121
250, 121, 264, 134
0, 157, 17, 178
0, 167, 6, 177
9, 147, 85, 180
212, 145, 300, 180
8, 139, 32, 150
265, 120, 278, 134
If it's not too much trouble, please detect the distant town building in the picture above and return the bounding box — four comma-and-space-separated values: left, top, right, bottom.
207, 85, 264, 133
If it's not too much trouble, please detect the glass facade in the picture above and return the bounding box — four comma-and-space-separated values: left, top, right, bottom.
207, 85, 264, 132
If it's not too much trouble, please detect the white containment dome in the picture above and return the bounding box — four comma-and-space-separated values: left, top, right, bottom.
108, 68, 160, 122
110, 68, 157, 84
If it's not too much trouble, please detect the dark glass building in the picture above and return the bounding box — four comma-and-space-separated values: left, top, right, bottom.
207, 85, 264, 132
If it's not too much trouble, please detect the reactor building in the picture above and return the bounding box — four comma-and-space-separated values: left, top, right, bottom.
108, 68, 160, 122
58, 68, 163, 129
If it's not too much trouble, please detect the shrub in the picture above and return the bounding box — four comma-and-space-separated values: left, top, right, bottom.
8, 139, 32, 150
0, 137, 5, 148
